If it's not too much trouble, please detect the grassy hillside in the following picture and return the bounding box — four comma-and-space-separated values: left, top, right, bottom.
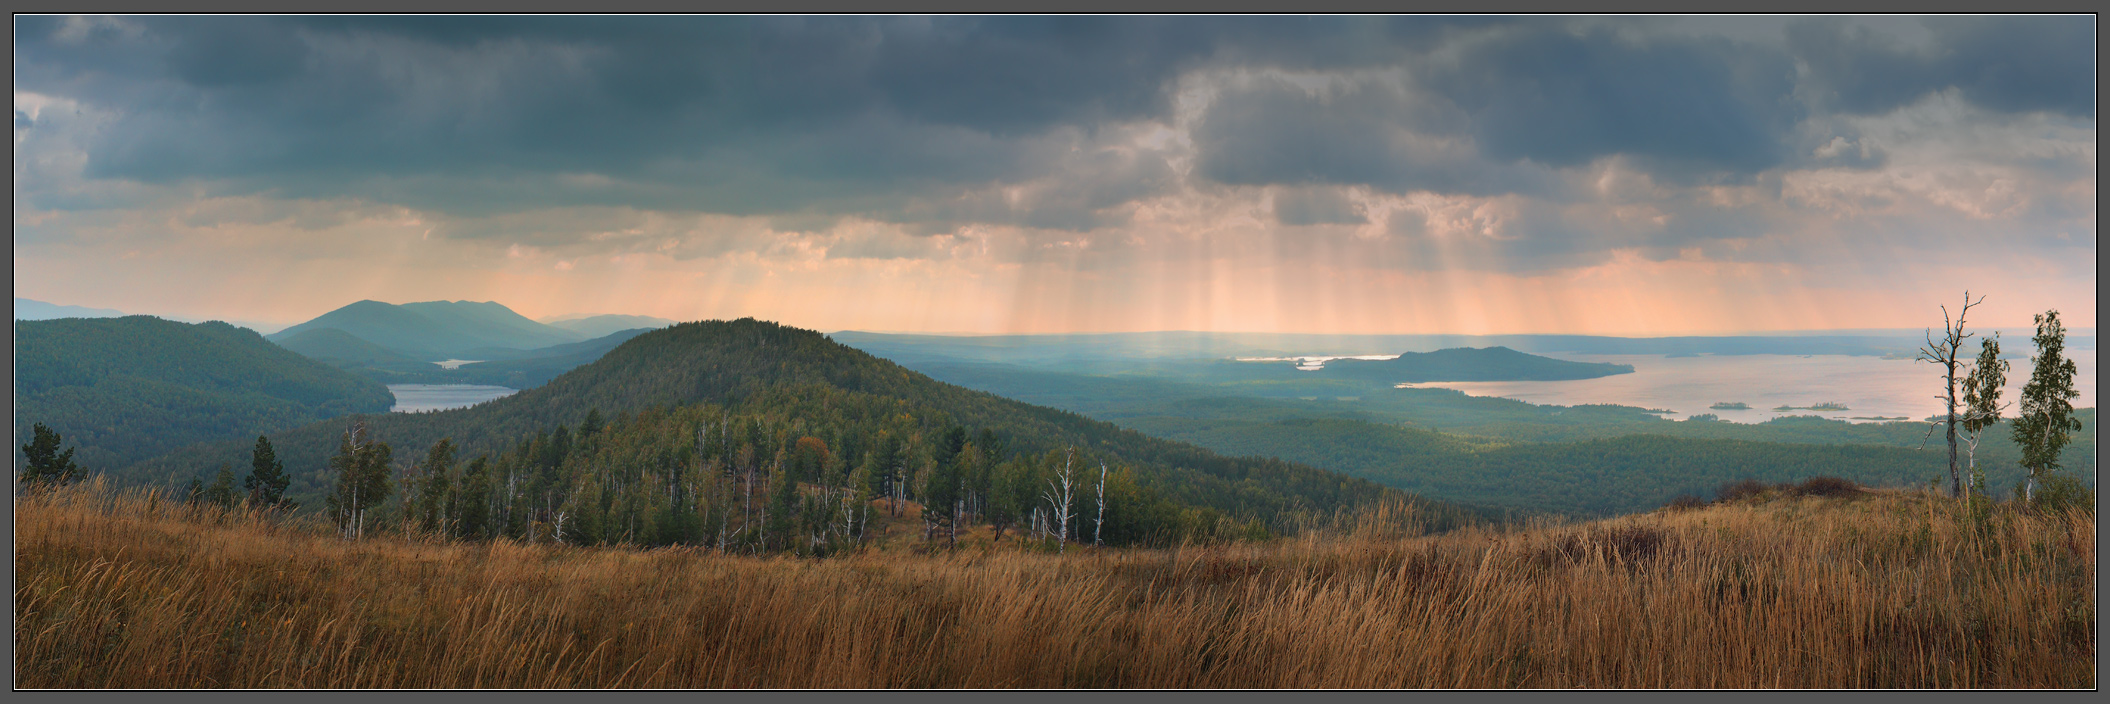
17, 479, 2092, 687
125, 318, 1491, 534
14, 316, 397, 474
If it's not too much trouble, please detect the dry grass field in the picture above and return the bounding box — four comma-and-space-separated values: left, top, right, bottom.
15, 478, 2094, 688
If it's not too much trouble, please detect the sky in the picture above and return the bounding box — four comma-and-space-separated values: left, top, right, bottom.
13, 15, 2097, 335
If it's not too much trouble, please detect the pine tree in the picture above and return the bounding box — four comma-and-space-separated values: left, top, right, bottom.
244, 435, 293, 510
2012, 310, 2083, 504
456, 456, 493, 539
764, 456, 796, 551
18, 422, 82, 489
205, 464, 239, 510
413, 438, 457, 533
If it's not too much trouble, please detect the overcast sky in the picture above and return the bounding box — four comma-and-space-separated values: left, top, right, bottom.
13, 15, 2096, 334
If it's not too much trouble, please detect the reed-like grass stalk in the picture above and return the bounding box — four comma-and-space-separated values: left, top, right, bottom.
15, 478, 2093, 688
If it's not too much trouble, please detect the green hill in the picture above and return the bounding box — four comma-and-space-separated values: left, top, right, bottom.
124, 319, 1494, 536
266, 300, 582, 360
274, 328, 437, 371
15, 316, 397, 474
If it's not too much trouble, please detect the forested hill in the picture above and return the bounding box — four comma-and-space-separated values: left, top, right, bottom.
15, 316, 397, 474
1323, 346, 1633, 382
126, 318, 1492, 531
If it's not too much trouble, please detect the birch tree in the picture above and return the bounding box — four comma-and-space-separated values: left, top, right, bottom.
1957, 334, 2009, 500
2013, 309, 2083, 504
325, 421, 393, 540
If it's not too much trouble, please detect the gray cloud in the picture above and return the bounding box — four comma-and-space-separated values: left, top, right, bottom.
1426, 24, 1804, 181
1192, 75, 1558, 196
12, 14, 2095, 270
1788, 16, 2094, 119
1272, 187, 1366, 226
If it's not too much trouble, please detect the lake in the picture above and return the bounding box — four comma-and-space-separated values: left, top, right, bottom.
1406, 352, 2097, 424
387, 384, 519, 413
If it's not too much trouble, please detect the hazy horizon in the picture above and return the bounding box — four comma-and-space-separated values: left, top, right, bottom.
13, 293, 2100, 343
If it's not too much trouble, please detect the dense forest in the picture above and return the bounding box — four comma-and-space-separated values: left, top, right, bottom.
126, 319, 1499, 546
15, 316, 396, 473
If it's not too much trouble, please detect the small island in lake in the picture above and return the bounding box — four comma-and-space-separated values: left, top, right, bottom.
1710, 402, 1751, 410
1775, 402, 1851, 412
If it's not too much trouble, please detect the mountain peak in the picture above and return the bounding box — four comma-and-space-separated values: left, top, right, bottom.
270, 299, 585, 360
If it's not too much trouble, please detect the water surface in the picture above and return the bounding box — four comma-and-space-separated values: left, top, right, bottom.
1406, 353, 2096, 424
388, 384, 518, 413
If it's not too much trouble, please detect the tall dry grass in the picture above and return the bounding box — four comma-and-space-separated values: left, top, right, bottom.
15, 478, 2094, 688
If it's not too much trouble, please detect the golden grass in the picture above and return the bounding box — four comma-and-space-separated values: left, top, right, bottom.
16, 479, 2094, 688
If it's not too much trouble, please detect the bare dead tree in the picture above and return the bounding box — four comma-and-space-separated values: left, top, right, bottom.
1095, 461, 1109, 546
1042, 448, 1077, 553
841, 479, 859, 547
1916, 291, 1984, 497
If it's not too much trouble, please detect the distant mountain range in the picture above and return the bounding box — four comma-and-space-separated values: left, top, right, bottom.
542, 313, 678, 339
258, 300, 677, 389
15, 297, 125, 320
268, 300, 585, 360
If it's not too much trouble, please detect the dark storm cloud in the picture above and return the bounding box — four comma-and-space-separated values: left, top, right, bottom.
9, 15, 1541, 219
12, 14, 2094, 241
1194, 23, 1808, 195
1788, 16, 2095, 118
1192, 76, 1557, 197
15, 16, 1223, 217
1427, 25, 1805, 181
